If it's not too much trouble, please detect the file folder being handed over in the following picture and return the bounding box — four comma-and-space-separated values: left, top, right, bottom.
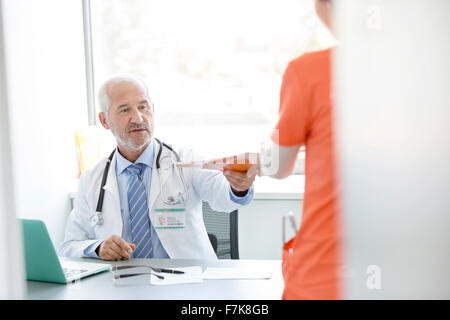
176, 152, 259, 172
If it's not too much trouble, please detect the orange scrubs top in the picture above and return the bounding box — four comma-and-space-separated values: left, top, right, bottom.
272, 48, 340, 299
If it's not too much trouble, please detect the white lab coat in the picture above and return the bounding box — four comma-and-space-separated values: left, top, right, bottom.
59, 142, 248, 260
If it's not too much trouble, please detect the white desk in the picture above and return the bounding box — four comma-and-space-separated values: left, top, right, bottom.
26, 258, 284, 300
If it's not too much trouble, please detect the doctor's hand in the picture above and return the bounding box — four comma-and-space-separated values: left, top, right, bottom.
223, 165, 257, 194
97, 235, 136, 261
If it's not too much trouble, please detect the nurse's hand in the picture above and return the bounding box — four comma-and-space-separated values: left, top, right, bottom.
97, 235, 136, 261
223, 165, 257, 193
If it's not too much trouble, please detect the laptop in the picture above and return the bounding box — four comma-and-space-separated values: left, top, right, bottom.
21, 219, 111, 284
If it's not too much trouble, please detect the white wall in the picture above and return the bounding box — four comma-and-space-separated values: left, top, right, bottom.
2, 0, 88, 246
335, 0, 450, 299
0, 1, 25, 299
239, 198, 302, 259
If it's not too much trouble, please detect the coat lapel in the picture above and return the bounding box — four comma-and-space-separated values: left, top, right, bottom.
101, 152, 123, 235
102, 151, 119, 196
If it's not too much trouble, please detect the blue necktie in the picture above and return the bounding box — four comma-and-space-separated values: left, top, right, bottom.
126, 164, 153, 258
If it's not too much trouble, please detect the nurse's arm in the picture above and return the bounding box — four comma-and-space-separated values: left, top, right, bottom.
259, 141, 302, 179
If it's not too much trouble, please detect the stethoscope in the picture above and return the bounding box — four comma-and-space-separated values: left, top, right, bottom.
90, 138, 188, 228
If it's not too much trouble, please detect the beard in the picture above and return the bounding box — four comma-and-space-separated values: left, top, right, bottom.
109, 120, 154, 152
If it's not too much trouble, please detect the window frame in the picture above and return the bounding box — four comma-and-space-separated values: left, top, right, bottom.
82, 0, 97, 125
81, 1, 311, 175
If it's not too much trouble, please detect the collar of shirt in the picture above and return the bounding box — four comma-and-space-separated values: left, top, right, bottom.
115, 139, 155, 176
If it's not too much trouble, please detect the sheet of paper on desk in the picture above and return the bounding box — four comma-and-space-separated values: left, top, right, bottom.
150, 266, 203, 285
201, 265, 274, 280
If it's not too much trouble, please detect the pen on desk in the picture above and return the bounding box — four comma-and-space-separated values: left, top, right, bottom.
157, 268, 185, 274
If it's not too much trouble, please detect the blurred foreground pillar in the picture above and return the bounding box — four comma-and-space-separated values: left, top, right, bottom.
334, 0, 450, 299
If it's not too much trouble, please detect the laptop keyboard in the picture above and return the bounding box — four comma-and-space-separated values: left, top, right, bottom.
63, 268, 88, 278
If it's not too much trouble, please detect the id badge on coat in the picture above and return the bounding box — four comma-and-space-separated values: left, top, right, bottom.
154, 207, 186, 229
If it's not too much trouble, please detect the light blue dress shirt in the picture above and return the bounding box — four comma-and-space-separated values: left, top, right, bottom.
84, 139, 253, 258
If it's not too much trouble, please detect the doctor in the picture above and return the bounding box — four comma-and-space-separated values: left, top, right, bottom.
59, 74, 256, 261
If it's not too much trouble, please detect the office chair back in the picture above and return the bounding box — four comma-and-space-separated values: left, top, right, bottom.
202, 201, 239, 259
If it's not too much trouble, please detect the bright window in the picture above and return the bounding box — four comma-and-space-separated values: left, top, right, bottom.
89, 0, 334, 159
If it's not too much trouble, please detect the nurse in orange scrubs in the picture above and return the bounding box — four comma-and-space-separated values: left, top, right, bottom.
259, 0, 340, 299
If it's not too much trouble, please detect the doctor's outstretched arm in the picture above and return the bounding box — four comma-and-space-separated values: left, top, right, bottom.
190, 166, 255, 213
223, 169, 257, 194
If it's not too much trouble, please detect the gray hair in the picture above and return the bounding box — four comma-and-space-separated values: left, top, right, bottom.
97, 74, 152, 115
